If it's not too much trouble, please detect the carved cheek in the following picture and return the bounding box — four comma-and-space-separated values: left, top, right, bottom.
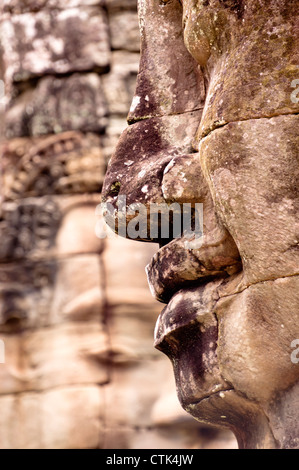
216, 278, 299, 404
199, 115, 299, 286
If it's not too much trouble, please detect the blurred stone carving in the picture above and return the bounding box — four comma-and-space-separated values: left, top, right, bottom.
2, 132, 105, 198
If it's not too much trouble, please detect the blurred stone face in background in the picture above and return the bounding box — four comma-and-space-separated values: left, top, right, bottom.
0, 0, 237, 449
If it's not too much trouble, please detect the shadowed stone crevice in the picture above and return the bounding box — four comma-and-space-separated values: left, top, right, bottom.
127, 106, 205, 125
196, 111, 299, 147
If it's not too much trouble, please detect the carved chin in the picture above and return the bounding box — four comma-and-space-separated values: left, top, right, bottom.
153, 283, 234, 415
181, 388, 277, 450
153, 273, 299, 428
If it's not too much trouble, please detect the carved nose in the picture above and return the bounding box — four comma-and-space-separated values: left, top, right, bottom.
102, 111, 203, 241
102, 0, 206, 242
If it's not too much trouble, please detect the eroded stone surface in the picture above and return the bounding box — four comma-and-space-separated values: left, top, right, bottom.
2, 132, 106, 198
5, 74, 108, 138
200, 114, 299, 286
110, 11, 140, 52
217, 275, 299, 405
0, 7, 110, 85
127, 0, 205, 122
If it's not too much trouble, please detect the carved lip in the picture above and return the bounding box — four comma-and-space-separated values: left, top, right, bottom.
146, 246, 219, 305
146, 235, 241, 304
153, 282, 221, 348
152, 272, 226, 352
153, 282, 235, 409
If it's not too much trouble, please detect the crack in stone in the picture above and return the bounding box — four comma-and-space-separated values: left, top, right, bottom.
218, 272, 299, 300
128, 106, 204, 125
198, 111, 299, 144
185, 387, 235, 408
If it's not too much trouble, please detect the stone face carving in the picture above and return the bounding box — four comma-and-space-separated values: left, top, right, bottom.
103, 0, 299, 448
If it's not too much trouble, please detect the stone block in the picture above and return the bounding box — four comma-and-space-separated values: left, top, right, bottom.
0, 392, 41, 449
105, 0, 137, 12
109, 11, 140, 52
5, 74, 108, 138
0, 7, 110, 85
41, 385, 105, 449
0, 386, 105, 449
1, 0, 104, 14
